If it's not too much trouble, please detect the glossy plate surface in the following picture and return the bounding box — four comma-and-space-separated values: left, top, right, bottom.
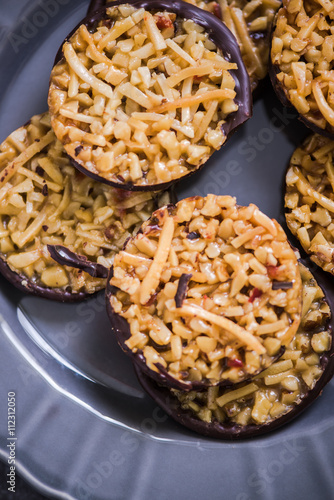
0, 2, 333, 499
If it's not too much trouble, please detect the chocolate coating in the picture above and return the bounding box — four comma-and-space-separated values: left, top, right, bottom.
47, 245, 109, 279
53, 0, 252, 192
134, 258, 334, 439
87, 0, 106, 14
0, 256, 88, 302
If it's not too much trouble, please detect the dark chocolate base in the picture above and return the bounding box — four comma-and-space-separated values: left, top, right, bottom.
0, 257, 89, 302
52, 0, 252, 192
87, 0, 106, 14
133, 257, 334, 439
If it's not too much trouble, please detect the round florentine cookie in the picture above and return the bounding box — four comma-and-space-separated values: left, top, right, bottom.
135, 261, 333, 439
107, 195, 302, 390
0, 112, 169, 301
270, 0, 334, 138
285, 133, 334, 275
186, 0, 281, 92
48, 1, 251, 190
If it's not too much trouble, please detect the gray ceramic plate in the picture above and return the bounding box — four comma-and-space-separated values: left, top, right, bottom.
0, 1, 333, 499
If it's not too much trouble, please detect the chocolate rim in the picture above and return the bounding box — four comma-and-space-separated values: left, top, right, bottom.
268, 14, 334, 140
52, 0, 252, 192
0, 256, 89, 302
104, 201, 296, 392
105, 282, 286, 390
87, 0, 107, 14
133, 257, 334, 439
